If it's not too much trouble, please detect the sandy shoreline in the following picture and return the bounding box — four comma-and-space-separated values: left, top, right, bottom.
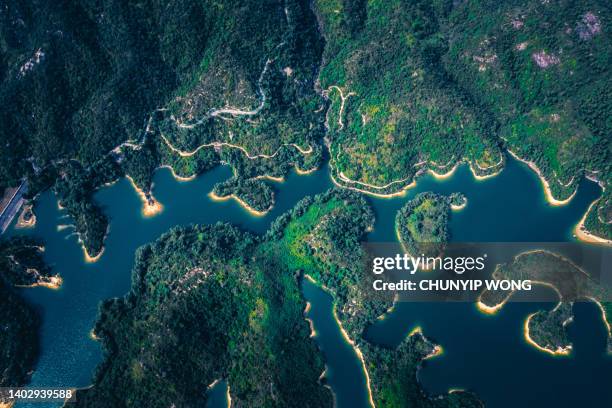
332, 308, 375, 408
468, 162, 503, 180
427, 163, 460, 180
208, 191, 270, 217
158, 165, 197, 182
82, 244, 104, 263
125, 175, 163, 217
295, 165, 319, 175
450, 201, 467, 211
573, 199, 612, 245
16, 204, 36, 228
304, 275, 375, 408
16, 274, 63, 290
523, 312, 572, 356
506, 149, 576, 206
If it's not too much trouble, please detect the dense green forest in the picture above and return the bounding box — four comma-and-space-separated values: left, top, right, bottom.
315, 0, 610, 238
317, 0, 503, 192
0, 237, 58, 389
73, 189, 482, 407
395, 192, 465, 257
1, 0, 610, 249
0, 236, 59, 287
0, 280, 40, 389
480, 250, 612, 354
73, 225, 332, 407
443, 0, 611, 239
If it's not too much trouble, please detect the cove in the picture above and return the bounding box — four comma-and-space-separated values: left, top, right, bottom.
6, 154, 610, 407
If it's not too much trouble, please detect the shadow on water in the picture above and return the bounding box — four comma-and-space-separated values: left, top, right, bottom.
7, 154, 610, 408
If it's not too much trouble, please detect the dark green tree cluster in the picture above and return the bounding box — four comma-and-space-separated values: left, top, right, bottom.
54, 158, 122, 257
443, 0, 611, 236
317, 0, 502, 191
0, 236, 57, 389
0, 281, 40, 388
0, 236, 57, 286
73, 223, 332, 408
362, 332, 482, 408
0, 0, 214, 191
395, 192, 456, 257
212, 177, 274, 214
479, 250, 612, 354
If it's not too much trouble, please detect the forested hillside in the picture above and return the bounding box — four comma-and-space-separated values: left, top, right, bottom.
0, 236, 59, 390
315, 0, 610, 238
1, 0, 609, 249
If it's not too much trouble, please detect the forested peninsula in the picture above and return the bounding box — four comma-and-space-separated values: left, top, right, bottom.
71, 189, 481, 407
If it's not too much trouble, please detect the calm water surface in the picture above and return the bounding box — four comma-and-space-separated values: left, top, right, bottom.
8, 155, 611, 407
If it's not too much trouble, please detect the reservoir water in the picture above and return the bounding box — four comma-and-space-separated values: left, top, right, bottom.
7, 154, 611, 407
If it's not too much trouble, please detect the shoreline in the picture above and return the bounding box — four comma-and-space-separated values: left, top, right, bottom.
254, 174, 285, 183
295, 165, 319, 175
585, 296, 612, 353
158, 165, 196, 182
523, 312, 572, 356
125, 175, 163, 217
15, 204, 36, 228
573, 199, 612, 245
468, 162, 503, 181
82, 244, 105, 263
427, 163, 460, 180
208, 191, 270, 217
304, 275, 375, 408
450, 200, 467, 211
89, 329, 100, 341
16, 275, 63, 290
506, 149, 576, 206
304, 300, 336, 405
332, 307, 376, 408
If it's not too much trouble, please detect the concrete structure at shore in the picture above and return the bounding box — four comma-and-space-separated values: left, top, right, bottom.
0, 181, 27, 234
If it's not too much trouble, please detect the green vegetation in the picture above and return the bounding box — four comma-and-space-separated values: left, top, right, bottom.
0, 236, 58, 287
314, 0, 610, 238
0, 237, 58, 389
1, 0, 326, 256
0, 280, 40, 388
73, 226, 331, 407
396, 192, 463, 257
444, 0, 611, 237
0, 0, 212, 191
211, 177, 274, 214
73, 189, 481, 406
479, 250, 612, 354
2, 0, 610, 251
363, 332, 482, 408
54, 158, 122, 258
316, 0, 502, 192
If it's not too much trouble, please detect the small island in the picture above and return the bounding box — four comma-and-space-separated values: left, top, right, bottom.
395, 192, 466, 257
